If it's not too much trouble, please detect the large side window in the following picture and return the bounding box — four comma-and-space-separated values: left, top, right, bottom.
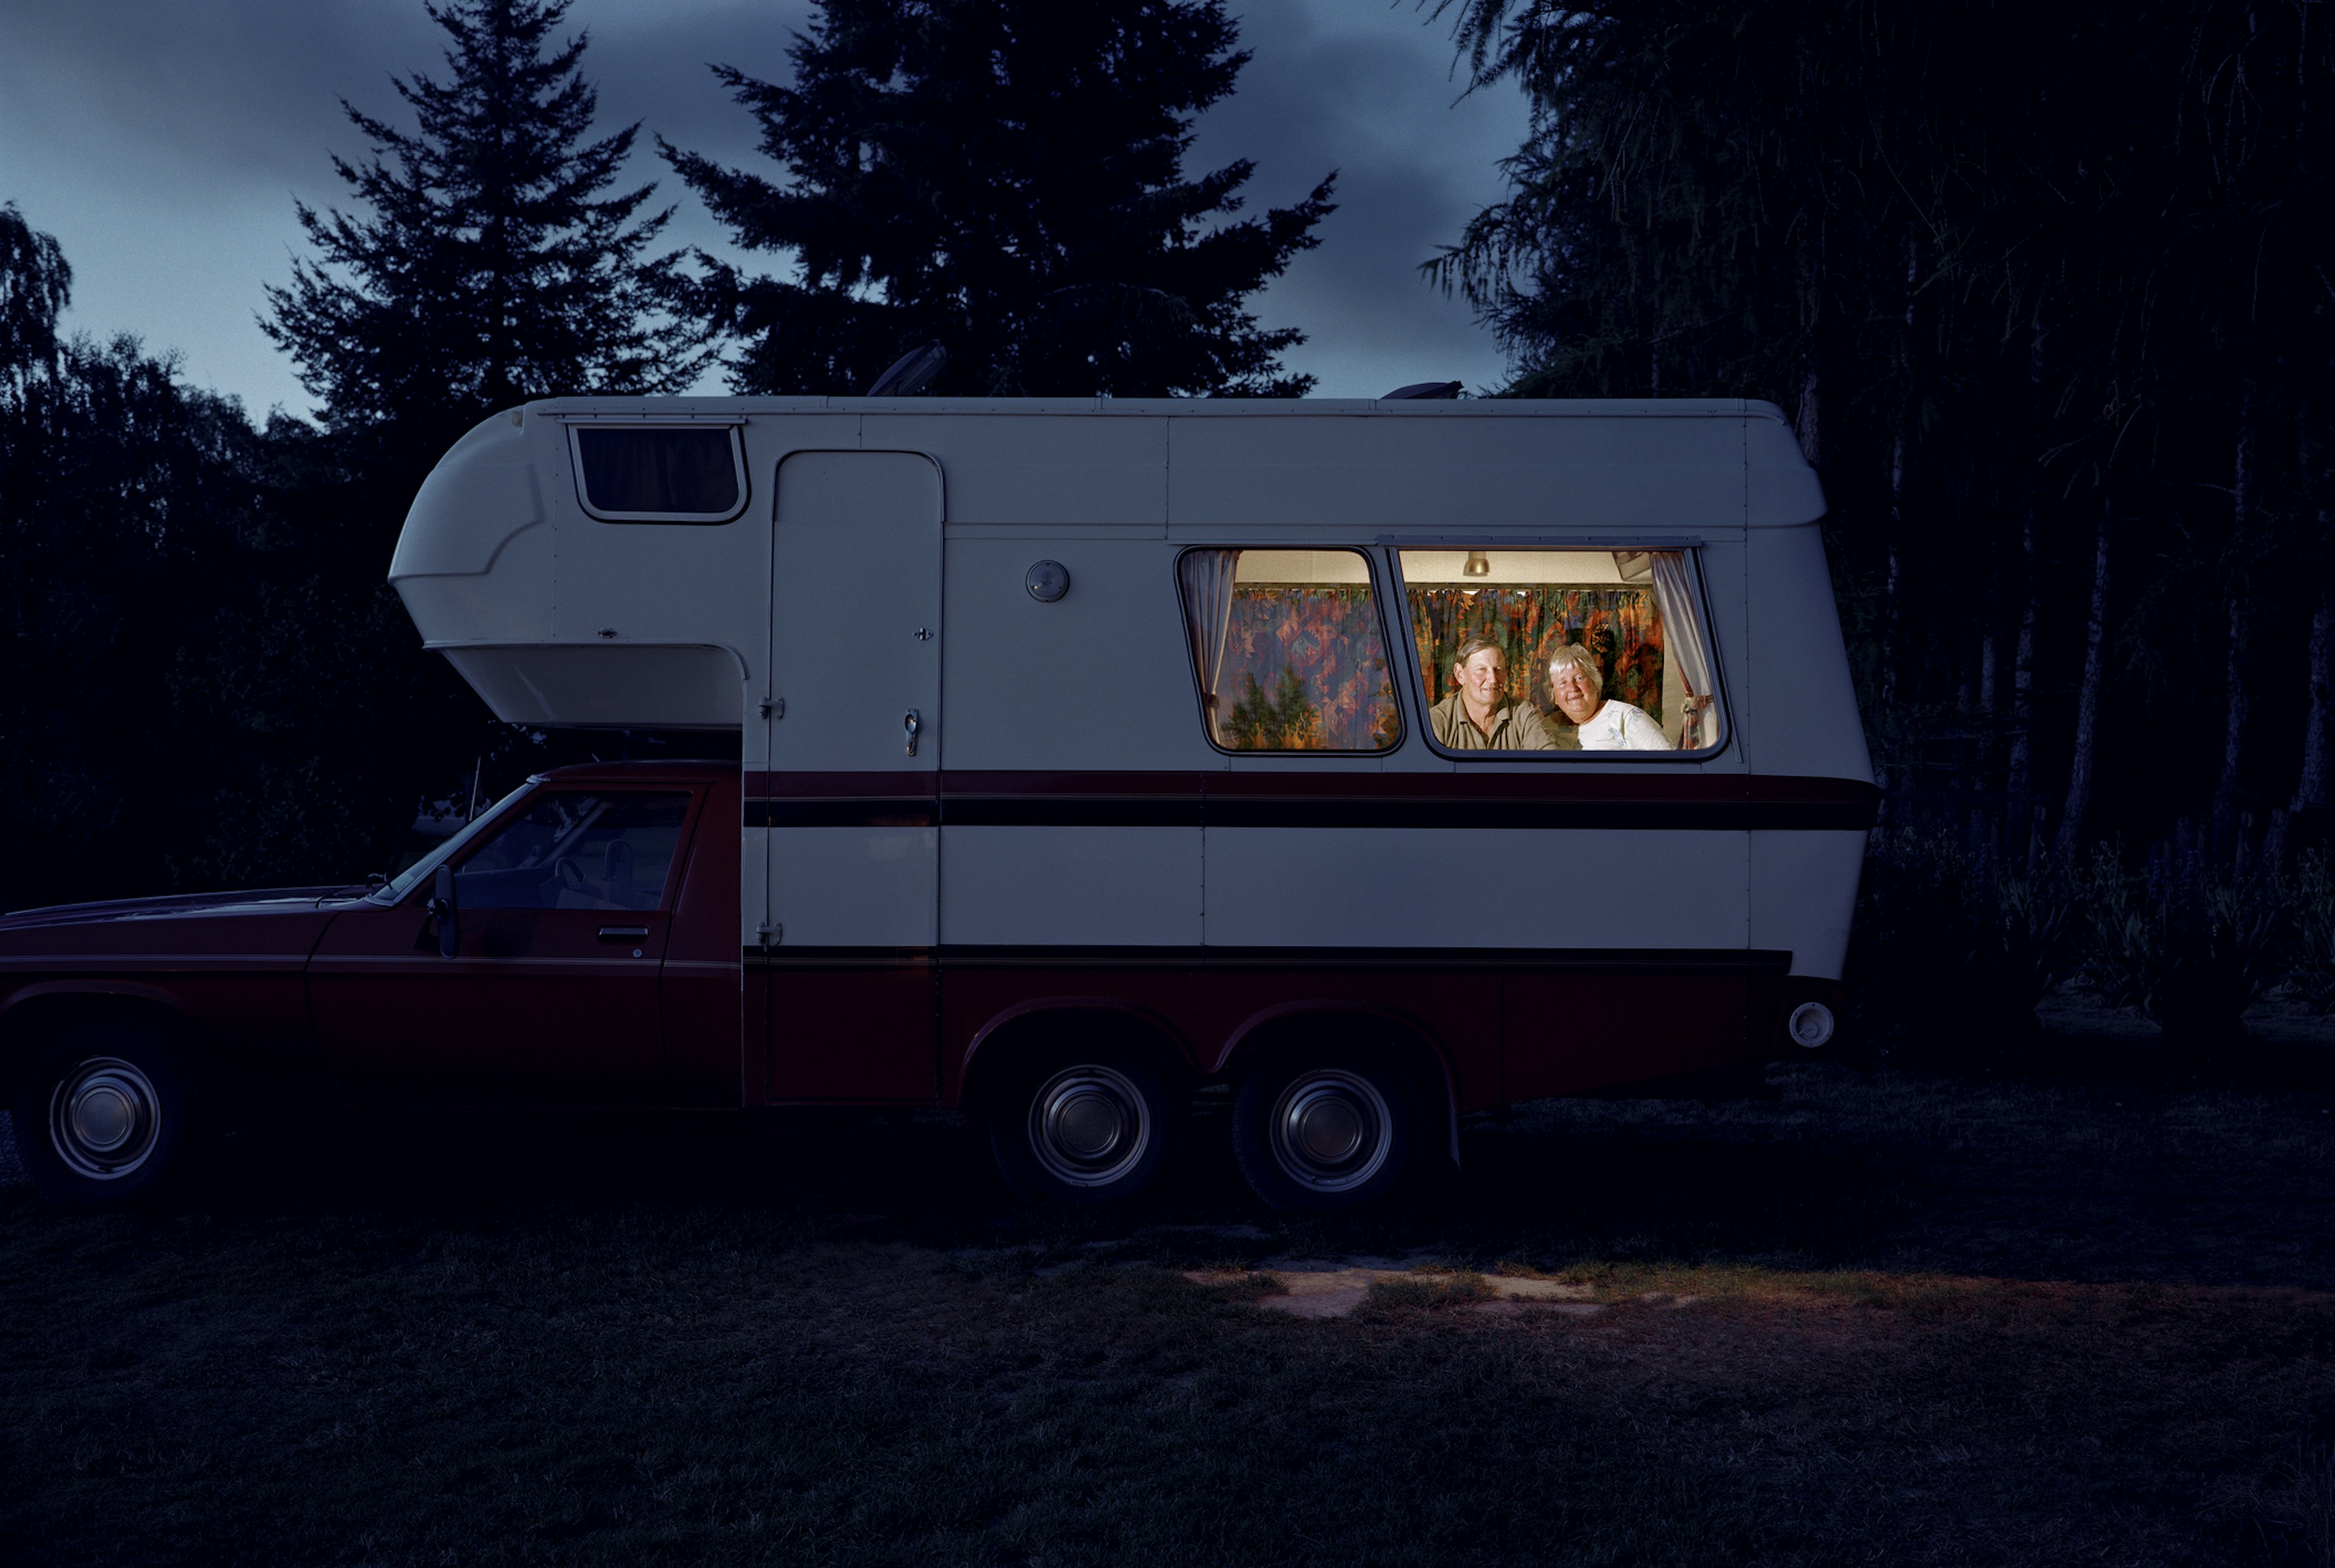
454, 792, 693, 910
1178, 549, 1400, 753
1399, 548, 1724, 755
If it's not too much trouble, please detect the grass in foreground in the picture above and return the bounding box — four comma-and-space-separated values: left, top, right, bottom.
3, 1051, 2334, 1566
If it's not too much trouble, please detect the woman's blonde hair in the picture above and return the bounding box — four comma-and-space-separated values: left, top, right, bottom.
1548, 642, 1603, 699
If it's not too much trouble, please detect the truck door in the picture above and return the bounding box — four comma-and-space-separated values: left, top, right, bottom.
756, 451, 943, 1100
307, 786, 698, 1097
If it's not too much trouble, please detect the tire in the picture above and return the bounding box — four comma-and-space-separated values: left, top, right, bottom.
986, 1043, 1175, 1206
1232, 1045, 1423, 1215
10, 1020, 203, 1211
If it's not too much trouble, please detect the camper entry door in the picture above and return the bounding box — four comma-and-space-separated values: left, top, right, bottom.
756, 451, 944, 1102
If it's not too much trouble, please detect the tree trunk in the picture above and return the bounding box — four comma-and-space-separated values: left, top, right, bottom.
2005, 322, 2045, 866
1796, 364, 1821, 468
2213, 378, 2258, 854
2055, 497, 2112, 863
1878, 424, 1906, 792
2294, 400, 2332, 822
2295, 582, 2334, 813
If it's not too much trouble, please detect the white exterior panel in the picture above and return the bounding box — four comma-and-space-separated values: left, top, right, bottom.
1202, 827, 1751, 951
769, 827, 938, 947
943, 826, 1200, 946
1750, 829, 1867, 979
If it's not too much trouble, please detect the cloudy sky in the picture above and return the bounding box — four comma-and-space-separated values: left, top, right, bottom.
0, 0, 1529, 418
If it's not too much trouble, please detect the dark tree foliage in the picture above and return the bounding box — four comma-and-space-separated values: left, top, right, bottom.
663, 0, 1336, 396
3, 5, 724, 909
1, 209, 257, 905
209, 0, 719, 900
265, 0, 708, 466
1431, 0, 2335, 863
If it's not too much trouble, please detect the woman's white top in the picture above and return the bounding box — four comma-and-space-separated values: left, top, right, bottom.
1574, 700, 1671, 750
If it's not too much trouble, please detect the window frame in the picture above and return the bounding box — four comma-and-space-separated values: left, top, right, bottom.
428, 784, 704, 913
1174, 544, 1407, 759
565, 419, 751, 525
1383, 537, 1735, 764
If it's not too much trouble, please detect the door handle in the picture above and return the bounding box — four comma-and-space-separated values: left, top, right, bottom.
597, 925, 649, 941
904, 708, 921, 757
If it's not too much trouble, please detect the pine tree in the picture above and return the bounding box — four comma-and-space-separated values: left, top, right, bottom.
662, 0, 1336, 398
263, 0, 707, 463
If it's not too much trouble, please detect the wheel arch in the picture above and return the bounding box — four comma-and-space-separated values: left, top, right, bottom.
0, 984, 193, 1103
958, 996, 1194, 1116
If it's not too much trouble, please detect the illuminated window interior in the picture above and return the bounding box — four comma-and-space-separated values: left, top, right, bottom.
1178, 549, 1399, 753
1399, 548, 1722, 753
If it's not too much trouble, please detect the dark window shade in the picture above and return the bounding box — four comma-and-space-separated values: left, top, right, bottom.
575, 427, 739, 516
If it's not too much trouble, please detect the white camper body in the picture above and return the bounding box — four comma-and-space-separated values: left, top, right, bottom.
390, 396, 1872, 1206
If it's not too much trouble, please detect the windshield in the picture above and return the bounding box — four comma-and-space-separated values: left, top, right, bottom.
370, 781, 536, 904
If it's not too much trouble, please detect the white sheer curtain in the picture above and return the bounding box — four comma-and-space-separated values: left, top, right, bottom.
1646, 550, 1718, 749
1178, 549, 1240, 742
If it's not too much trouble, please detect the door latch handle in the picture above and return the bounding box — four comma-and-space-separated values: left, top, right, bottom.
597, 925, 649, 941
904, 708, 922, 756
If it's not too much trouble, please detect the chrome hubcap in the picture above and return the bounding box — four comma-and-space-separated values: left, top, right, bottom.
1028, 1065, 1151, 1188
49, 1057, 162, 1181
1269, 1069, 1392, 1193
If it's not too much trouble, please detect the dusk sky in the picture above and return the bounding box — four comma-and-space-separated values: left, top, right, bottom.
0, 0, 1531, 416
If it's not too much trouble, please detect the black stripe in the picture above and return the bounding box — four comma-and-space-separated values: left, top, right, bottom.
747, 799, 936, 827
745, 796, 1874, 832
744, 945, 1792, 975
943, 796, 1203, 828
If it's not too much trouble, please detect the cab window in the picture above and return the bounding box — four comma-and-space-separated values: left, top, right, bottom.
453, 792, 692, 910
1398, 548, 1723, 755
1178, 548, 1400, 753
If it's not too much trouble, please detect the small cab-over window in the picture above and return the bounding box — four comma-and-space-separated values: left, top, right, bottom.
1178, 548, 1400, 753
1400, 548, 1724, 754
570, 425, 747, 522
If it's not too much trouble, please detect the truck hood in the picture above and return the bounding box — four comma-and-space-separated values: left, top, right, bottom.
1, 886, 360, 929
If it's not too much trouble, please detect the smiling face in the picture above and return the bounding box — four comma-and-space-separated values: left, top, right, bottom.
1453, 647, 1507, 719
1549, 657, 1602, 725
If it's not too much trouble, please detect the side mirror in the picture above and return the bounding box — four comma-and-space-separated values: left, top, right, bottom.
430, 864, 458, 958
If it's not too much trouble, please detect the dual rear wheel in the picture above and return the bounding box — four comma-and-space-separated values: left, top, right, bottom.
985, 1034, 1427, 1214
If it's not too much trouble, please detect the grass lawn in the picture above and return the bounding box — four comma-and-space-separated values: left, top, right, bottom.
5, 1031, 2335, 1566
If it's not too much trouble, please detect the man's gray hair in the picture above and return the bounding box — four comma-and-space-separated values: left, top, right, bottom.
1548, 641, 1603, 700
1452, 634, 1504, 672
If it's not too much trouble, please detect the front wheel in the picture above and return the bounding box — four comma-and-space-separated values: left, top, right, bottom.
12, 1021, 203, 1210
1232, 1049, 1422, 1214
987, 1048, 1174, 1206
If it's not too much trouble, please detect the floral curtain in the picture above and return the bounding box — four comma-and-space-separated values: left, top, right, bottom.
1216, 586, 1400, 751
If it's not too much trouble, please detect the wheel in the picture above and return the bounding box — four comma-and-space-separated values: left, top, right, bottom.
10, 1020, 203, 1210
1232, 1046, 1422, 1214
986, 1045, 1174, 1206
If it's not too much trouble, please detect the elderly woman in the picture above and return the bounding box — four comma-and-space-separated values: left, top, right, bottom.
1429, 635, 1556, 750
1547, 643, 1671, 750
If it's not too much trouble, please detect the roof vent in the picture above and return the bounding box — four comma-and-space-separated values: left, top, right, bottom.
867, 342, 948, 397
1381, 380, 1463, 400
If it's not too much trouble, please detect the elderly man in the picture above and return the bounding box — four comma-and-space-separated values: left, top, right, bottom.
1428, 635, 1558, 750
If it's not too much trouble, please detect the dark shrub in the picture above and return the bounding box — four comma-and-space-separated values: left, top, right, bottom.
2285, 851, 2335, 1016
1850, 833, 2077, 1051
2078, 846, 2286, 1048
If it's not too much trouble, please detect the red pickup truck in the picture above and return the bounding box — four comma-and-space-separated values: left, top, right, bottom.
2, 761, 745, 1209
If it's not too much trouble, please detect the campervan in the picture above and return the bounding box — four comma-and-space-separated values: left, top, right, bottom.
389, 395, 1872, 1208
0, 395, 1872, 1213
